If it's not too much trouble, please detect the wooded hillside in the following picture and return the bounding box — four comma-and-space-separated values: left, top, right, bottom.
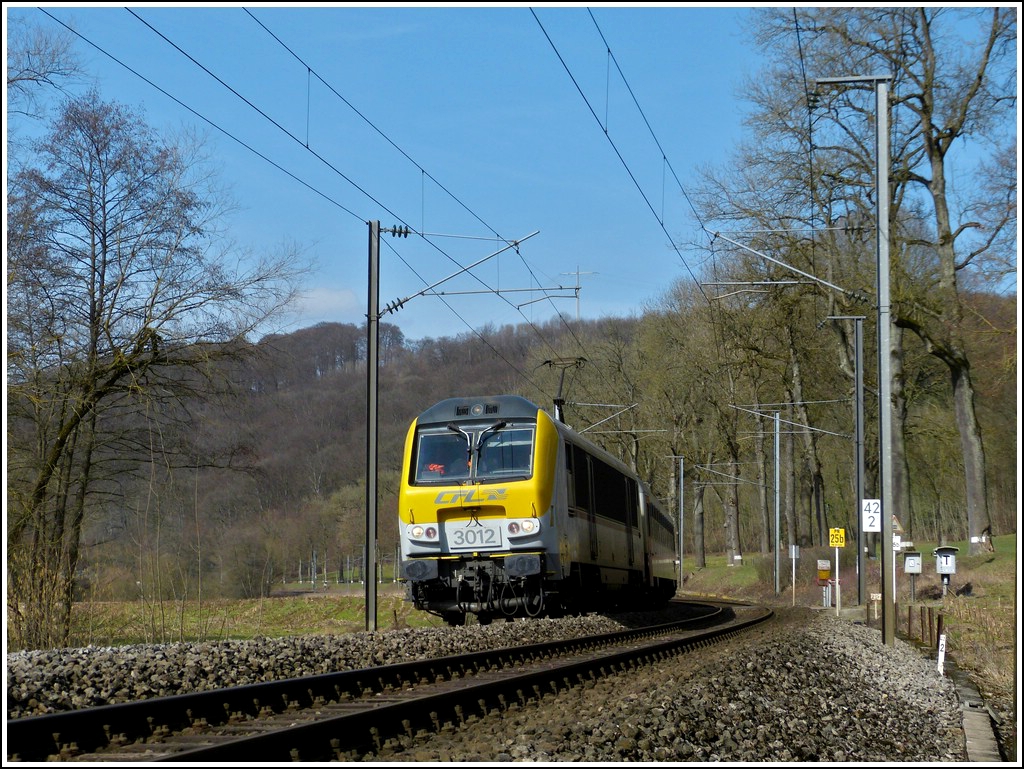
42, 288, 1011, 609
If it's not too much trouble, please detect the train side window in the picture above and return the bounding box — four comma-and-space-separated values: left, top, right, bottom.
625, 478, 638, 529
565, 442, 576, 512
591, 457, 629, 524
572, 444, 590, 512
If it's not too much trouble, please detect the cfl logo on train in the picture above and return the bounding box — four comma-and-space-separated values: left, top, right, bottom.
434, 489, 509, 504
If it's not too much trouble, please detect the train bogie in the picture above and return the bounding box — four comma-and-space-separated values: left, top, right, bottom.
398, 395, 678, 624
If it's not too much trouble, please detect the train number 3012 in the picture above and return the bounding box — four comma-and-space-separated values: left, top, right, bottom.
450, 526, 502, 549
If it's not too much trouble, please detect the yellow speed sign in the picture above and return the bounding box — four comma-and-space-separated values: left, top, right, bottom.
829, 527, 846, 547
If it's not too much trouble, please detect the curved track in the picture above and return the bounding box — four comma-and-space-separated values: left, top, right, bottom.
6, 600, 772, 763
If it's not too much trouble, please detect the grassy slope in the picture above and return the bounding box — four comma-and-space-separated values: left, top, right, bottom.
64, 535, 1015, 674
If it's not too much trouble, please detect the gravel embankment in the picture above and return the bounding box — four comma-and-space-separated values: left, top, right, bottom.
6, 612, 630, 718
369, 608, 968, 762
6, 607, 969, 762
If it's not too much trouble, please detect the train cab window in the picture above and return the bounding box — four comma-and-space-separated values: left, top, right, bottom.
414, 433, 469, 483
476, 428, 533, 479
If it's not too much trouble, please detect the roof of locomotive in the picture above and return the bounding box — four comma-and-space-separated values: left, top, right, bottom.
416, 395, 544, 426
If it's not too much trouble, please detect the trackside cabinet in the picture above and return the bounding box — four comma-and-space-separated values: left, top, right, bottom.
816, 559, 831, 607
903, 550, 922, 601
933, 546, 958, 596
903, 551, 922, 573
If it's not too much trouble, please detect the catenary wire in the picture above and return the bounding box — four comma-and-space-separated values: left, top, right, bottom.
241, 8, 593, 362
533, 8, 713, 307
36, 7, 557, 399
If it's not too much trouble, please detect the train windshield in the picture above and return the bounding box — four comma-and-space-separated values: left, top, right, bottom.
475, 427, 534, 480
413, 426, 534, 484
414, 432, 471, 483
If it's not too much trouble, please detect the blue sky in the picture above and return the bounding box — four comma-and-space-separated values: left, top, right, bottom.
8, 4, 767, 343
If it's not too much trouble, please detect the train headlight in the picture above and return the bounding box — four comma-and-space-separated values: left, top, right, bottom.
506, 519, 540, 538
409, 525, 438, 541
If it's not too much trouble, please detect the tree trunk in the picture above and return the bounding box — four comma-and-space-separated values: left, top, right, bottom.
692, 481, 707, 570
724, 459, 742, 566
890, 327, 913, 539
786, 326, 827, 546
784, 408, 797, 547
755, 410, 771, 554
952, 363, 994, 553
58, 407, 98, 646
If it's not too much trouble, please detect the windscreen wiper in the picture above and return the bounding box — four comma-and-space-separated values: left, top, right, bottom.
473, 419, 507, 460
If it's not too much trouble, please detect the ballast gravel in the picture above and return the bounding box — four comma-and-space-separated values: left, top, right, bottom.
5, 606, 968, 762
370, 609, 968, 763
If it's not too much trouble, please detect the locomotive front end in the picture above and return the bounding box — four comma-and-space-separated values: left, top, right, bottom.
398, 396, 559, 625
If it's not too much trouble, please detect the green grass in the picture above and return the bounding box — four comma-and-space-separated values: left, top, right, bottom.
678, 553, 764, 597
61, 536, 1014, 651
65, 584, 446, 648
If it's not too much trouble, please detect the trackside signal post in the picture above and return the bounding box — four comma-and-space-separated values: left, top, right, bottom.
934, 546, 959, 597
903, 550, 922, 601
817, 559, 832, 608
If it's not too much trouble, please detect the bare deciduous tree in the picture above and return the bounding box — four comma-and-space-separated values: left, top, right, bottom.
6, 90, 307, 649
6, 15, 80, 122
792, 8, 1014, 554
702, 7, 1015, 555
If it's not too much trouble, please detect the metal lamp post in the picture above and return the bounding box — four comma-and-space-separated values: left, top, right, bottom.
814, 75, 894, 645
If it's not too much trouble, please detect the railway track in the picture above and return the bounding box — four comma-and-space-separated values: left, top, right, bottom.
6, 600, 772, 763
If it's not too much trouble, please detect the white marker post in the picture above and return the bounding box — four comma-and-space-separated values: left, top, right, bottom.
790, 544, 799, 607
893, 533, 902, 603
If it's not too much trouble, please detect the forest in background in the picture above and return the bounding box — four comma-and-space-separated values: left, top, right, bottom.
64, 294, 1016, 607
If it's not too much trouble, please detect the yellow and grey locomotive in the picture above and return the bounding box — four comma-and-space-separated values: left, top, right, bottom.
398, 395, 677, 625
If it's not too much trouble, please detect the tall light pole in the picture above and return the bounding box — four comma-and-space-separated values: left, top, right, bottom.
365, 221, 380, 631
814, 75, 894, 645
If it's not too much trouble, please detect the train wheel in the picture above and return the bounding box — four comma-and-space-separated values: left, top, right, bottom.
442, 611, 467, 626
475, 613, 493, 626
